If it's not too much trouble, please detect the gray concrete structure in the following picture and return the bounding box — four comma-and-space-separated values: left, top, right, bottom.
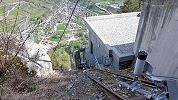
84, 12, 140, 69
134, 0, 178, 83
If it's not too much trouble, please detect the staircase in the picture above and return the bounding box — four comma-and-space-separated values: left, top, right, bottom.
75, 48, 133, 70
81, 48, 113, 69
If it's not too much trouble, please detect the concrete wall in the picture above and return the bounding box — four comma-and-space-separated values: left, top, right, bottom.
112, 47, 122, 68
134, 0, 178, 80
84, 19, 110, 58
85, 19, 109, 57
90, 30, 109, 59
84, 18, 120, 69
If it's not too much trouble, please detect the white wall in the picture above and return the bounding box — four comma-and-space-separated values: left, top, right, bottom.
84, 18, 121, 68
134, 0, 178, 80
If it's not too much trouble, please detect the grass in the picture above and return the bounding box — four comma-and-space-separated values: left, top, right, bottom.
44, 28, 52, 33
0, 4, 17, 16
74, 17, 84, 26
0, 6, 4, 16
57, 23, 71, 31
56, 23, 71, 35
1, 0, 52, 20
50, 35, 61, 42
57, 24, 65, 30
30, 8, 48, 18
0, 0, 19, 3
0, 19, 22, 32
0, 0, 54, 39
33, 33, 41, 44
31, 0, 42, 4
39, 20, 71, 38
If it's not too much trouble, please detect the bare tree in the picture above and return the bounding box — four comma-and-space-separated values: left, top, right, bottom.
0, 1, 49, 99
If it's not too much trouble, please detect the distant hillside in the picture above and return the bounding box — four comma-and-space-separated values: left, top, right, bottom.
69, 0, 125, 4
0, 0, 55, 32
0, 0, 55, 19
69, 0, 125, 15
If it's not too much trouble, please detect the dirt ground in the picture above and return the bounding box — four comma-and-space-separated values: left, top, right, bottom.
1, 70, 103, 100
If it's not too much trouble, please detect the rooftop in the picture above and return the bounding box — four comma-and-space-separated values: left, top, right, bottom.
86, 12, 140, 47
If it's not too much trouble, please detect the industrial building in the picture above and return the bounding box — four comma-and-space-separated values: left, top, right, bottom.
84, 12, 140, 69
83, 0, 178, 87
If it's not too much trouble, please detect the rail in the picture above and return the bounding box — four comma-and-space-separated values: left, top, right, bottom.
87, 74, 148, 100
95, 68, 156, 88
87, 74, 126, 100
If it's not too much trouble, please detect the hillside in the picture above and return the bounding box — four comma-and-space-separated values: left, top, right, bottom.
0, 0, 54, 32
0, 0, 135, 99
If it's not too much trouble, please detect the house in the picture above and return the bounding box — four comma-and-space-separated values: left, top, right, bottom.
84, 12, 140, 69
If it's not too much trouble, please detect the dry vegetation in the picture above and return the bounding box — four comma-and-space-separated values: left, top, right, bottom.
0, 1, 95, 99
0, 0, 43, 99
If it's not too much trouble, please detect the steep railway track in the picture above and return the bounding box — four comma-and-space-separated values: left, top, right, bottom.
86, 68, 155, 100
87, 75, 125, 100
87, 75, 147, 100
95, 69, 156, 88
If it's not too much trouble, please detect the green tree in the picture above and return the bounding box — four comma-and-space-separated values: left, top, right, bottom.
121, 0, 142, 13
48, 48, 71, 70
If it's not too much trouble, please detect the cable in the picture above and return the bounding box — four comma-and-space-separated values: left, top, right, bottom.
53, 0, 80, 53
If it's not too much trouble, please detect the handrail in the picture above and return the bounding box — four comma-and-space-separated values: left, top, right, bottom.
94, 55, 102, 69
85, 55, 111, 68
74, 48, 112, 68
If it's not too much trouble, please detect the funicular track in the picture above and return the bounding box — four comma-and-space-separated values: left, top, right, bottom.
87, 75, 148, 100
86, 68, 155, 100
87, 75, 125, 100
95, 69, 156, 88
76, 50, 156, 99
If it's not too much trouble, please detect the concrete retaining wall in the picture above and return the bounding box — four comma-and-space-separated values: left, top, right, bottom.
134, 0, 178, 81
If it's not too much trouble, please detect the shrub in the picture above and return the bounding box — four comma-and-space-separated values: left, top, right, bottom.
48, 48, 71, 70
0, 51, 29, 77
12, 79, 36, 92
121, 0, 141, 13
25, 80, 36, 92
29, 69, 37, 77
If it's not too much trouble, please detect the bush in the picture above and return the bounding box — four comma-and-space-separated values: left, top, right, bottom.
48, 48, 71, 70
0, 51, 29, 77
29, 69, 37, 77
12, 79, 36, 92
121, 0, 141, 13
26, 80, 36, 92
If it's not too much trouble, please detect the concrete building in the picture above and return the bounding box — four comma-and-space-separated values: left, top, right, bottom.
84, 0, 178, 84
134, 0, 178, 82
84, 12, 140, 69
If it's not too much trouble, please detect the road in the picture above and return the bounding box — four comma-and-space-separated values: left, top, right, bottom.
0, 2, 26, 21
0, 3, 18, 21
19, 0, 84, 53
95, 3, 112, 15
87, 9, 98, 16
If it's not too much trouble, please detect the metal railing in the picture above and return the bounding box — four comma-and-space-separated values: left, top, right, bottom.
84, 55, 112, 68
94, 55, 102, 69
74, 48, 112, 69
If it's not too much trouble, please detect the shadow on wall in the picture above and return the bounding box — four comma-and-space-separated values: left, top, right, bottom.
111, 42, 135, 69
112, 42, 135, 54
